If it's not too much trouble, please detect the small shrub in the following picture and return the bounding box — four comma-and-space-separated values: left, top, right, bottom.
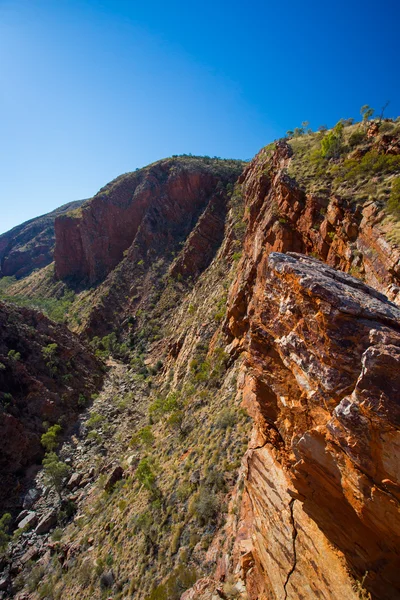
41, 424, 62, 452
42, 452, 71, 500
215, 409, 236, 429
320, 121, 344, 159
78, 394, 89, 407
7, 349, 20, 361
42, 343, 58, 372
86, 412, 105, 430
135, 458, 157, 493
189, 486, 219, 525
130, 426, 154, 448
348, 130, 366, 148
387, 177, 400, 217
0, 512, 11, 551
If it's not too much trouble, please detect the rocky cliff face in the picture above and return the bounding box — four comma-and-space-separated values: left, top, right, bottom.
217, 138, 400, 599
224, 253, 400, 600
0, 302, 103, 513
0, 200, 84, 279
54, 157, 243, 286
232, 139, 400, 304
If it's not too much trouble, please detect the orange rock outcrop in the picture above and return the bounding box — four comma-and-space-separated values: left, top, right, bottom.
220, 142, 400, 600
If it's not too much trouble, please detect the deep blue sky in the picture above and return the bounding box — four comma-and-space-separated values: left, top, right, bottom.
0, 0, 398, 234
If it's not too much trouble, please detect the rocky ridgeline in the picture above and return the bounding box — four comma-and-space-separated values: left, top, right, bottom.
1, 130, 400, 599
54, 157, 243, 286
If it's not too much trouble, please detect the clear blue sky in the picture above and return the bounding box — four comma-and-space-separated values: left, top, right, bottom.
0, 0, 398, 234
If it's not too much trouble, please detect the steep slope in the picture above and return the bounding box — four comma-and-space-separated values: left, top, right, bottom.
54, 156, 243, 285
1, 123, 400, 600
0, 200, 85, 279
0, 301, 104, 514
0, 182, 252, 600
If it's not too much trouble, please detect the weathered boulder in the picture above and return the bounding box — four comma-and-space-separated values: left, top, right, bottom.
104, 466, 124, 491
22, 488, 40, 510
66, 472, 82, 490
35, 509, 58, 535
17, 512, 37, 531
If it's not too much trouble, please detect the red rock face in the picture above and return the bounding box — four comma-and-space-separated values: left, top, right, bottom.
207, 143, 400, 600
54, 159, 241, 285
224, 249, 400, 599
231, 141, 400, 307
0, 302, 103, 513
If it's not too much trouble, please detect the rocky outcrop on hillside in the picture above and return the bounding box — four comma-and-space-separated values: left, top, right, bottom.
233, 139, 400, 304
223, 251, 400, 599
51, 157, 244, 338
54, 157, 243, 286
0, 301, 103, 513
0, 200, 84, 279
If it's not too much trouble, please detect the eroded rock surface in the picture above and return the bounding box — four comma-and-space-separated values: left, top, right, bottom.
225, 253, 400, 599
54, 157, 243, 285
232, 141, 400, 305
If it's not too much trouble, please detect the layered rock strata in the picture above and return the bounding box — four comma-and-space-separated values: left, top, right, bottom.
225, 253, 400, 600
234, 141, 400, 304
54, 158, 242, 285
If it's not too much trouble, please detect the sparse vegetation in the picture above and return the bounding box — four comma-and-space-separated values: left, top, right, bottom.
42, 452, 71, 500
41, 423, 62, 452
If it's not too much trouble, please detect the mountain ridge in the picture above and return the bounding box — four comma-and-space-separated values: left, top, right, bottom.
0, 120, 399, 599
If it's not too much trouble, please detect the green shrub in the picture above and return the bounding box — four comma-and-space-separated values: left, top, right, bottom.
78, 394, 88, 407
0, 513, 11, 552
348, 130, 366, 148
147, 564, 198, 600
215, 409, 236, 429
189, 486, 219, 525
333, 151, 400, 183
42, 343, 58, 373
130, 426, 155, 448
7, 349, 20, 361
149, 392, 180, 419
135, 457, 157, 493
387, 177, 400, 217
86, 412, 105, 430
41, 424, 62, 452
321, 121, 344, 159
42, 452, 71, 499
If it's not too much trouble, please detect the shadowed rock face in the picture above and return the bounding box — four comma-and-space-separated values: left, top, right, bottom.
0, 301, 103, 513
225, 252, 400, 600
54, 158, 243, 286
0, 200, 85, 279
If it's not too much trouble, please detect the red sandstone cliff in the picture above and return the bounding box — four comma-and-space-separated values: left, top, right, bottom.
232, 140, 400, 304
214, 141, 400, 599
54, 157, 243, 286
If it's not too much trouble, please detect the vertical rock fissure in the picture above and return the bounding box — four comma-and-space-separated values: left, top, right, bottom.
283, 498, 298, 600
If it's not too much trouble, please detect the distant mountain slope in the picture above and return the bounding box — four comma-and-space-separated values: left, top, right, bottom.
0, 199, 86, 279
